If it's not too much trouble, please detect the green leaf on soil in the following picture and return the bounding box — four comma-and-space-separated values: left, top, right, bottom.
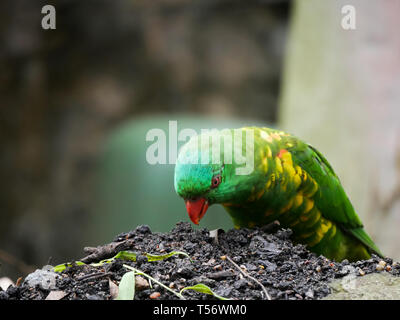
92, 251, 138, 266
180, 283, 229, 300
52, 261, 86, 273
115, 271, 136, 300
52, 250, 190, 273
114, 250, 138, 261
145, 251, 191, 262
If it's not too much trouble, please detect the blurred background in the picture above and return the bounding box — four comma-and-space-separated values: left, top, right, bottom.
1, 0, 399, 281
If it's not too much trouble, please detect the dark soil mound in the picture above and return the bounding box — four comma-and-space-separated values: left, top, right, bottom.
1, 222, 398, 300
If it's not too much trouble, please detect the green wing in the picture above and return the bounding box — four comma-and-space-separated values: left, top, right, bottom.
289, 141, 383, 257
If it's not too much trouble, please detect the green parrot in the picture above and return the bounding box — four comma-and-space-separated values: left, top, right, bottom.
174, 127, 383, 262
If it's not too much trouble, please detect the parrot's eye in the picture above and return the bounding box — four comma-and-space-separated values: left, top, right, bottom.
211, 174, 222, 189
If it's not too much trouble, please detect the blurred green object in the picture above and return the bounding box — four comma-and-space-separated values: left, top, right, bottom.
90, 114, 271, 244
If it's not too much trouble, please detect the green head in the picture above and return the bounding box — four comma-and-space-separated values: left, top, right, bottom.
174, 129, 257, 224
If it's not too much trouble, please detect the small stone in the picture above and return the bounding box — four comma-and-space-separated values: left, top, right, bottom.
135, 276, 149, 291
135, 225, 151, 234
315, 266, 322, 272
220, 255, 227, 260
169, 282, 175, 289
23, 269, 60, 291
378, 260, 387, 268
359, 269, 366, 276
337, 265, 356, 277
305, 289, 314, 299
375, 261, 386, 272
203, 258, 216, 266
386, 265, 392, 272
232, 256, 241, 263
149, 292, 161, 299
213, 264, 223, 271
376, 264, 385, 272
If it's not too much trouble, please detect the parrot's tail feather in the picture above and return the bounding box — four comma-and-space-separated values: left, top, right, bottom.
349, 227, 384, 258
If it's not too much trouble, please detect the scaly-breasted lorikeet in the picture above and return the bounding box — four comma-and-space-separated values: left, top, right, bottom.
174, 127, 382, 262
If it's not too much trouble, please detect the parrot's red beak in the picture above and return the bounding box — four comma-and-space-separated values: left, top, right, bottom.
185, 198, 209, 225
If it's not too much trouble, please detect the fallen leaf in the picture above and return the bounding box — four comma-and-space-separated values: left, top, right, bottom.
45, 290, 68, 300
109, 279, 119, 299
180, 283, 229, 300
116, 271, 135, 300
0, 277, 14, 291
209, 229, 224, 244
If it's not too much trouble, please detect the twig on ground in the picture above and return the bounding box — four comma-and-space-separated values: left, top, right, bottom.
76, 272, 112, 282
225, 255, 271, 300
80, 239, 135, 264
123, 264, 186, 300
